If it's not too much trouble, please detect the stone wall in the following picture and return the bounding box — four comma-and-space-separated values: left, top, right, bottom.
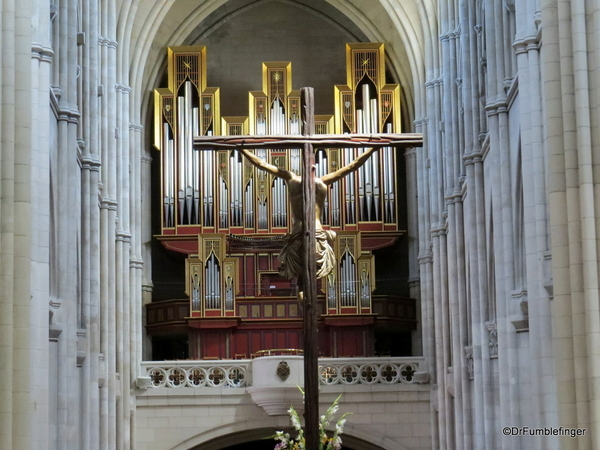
135, 384, 431, 450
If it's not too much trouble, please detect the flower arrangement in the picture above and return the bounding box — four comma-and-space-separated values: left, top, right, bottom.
273, 392, 351, 450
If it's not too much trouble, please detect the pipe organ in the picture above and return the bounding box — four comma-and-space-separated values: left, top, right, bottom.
152, 43, 414, 359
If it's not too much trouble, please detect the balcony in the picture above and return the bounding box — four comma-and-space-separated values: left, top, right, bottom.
139, 356, 427, 389
136, 356, 431, 450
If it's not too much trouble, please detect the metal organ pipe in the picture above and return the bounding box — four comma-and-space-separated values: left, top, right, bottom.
358, 86, 367, 222
202, 151, 209, 226
340, 258, 344, 307
245, 177, 253, 228
361, 270, 370, 308
192, 106, 200, 224
350, 256, 356, 306
280, 179, 285, 227
269, 100, 287, 228
346, 254, 351, 306
278, 179, 283, 227
163, 123, 174, 227
216, 264, 221, 309
257, 149, 268, 229
230, 151, 242, 226
214, 260, 218, 309
257, 112, 266, 135
361, 84, 370, 132
212, 257, 217, 309
370, 99, 378, 132
290, 116, 300, 174
331, 179, 340, 226
344, 253, 350, 306
341, 251, 352, 307
372, 102, 381, 220
237, 154, 242, 225
205, 257, 210, 309
184, 82, 194, 223
344, 145, 355, 223
348, 84, 382, 222
356, 107, 365, 222
177, 96, 185, 222
207, 131, 214, 227
316, 150, 328, 223
225, 277, 233, 311
282, 182, 287, 225
230, 152, 235, 225
384, 123, 395, 223
328, 275, 336, 310
370, 98, 380, 220
220, 176, 228, 228
205, 254, 221, 310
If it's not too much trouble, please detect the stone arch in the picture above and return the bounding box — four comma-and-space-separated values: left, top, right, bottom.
123, 0, 437, 131
168, 419, 412, 450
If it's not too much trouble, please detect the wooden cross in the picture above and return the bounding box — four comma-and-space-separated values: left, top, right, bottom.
194, 87, 422, 449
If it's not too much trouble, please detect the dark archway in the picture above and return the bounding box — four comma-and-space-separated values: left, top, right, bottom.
190, 427, 391, 450
221, 439, 359, 450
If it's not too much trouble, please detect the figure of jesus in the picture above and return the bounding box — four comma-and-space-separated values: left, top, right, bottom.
237, 146, 379, 279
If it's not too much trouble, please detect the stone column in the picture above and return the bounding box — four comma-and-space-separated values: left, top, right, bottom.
98, 0, 119, 441
0, 0, 35, 447
541, 0, 600, 448
30, 0, 54, 447
405, 147, 422, 355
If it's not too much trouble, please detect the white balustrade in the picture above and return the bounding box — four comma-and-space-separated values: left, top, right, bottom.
318, 357, 426, 385
142, 361, 250, 388
140, 357, 427, 389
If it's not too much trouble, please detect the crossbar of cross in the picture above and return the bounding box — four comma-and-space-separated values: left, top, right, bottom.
193, 133, 423, 149
193, 87, 422, 449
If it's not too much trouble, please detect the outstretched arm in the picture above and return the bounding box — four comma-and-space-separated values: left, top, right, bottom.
237, 148, 293, 180
321, 147, 377, 185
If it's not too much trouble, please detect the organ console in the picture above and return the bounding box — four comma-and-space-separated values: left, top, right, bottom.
151, 43, 415, 359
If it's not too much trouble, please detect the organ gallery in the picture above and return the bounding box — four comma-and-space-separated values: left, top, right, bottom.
147, 43, 417, 359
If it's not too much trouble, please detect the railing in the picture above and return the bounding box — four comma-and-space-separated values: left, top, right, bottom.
253, 348, 303, 357
140, 357, 427, 389
142, 361, 251, 388
318, 357, 424, 385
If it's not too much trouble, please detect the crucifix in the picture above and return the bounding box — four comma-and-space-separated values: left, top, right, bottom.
194, 87, 422, 449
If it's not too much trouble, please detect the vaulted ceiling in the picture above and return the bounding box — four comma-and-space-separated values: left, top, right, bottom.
120, 0, 437, 130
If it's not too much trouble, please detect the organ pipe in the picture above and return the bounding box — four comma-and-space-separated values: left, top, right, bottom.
157, 43, 400, 236
192, 272, 200, 311
192, 106, 200, 224
225, 276, 234, 310
163, 123, 174, 227
157, 45, 402, 319
205, 253, 221, 310
360, 269, 370, 308
184, 82, 194, 223
160, 46, 399, 319
327, 274, 336, 310
220, 177, 228, 228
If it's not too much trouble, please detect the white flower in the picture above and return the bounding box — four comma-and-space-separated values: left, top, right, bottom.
288, 406, 303, 431
332, 436, 342, 450
335, 418, 346, 434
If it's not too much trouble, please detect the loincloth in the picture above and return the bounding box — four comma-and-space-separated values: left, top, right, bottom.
278, 229, 336, 279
